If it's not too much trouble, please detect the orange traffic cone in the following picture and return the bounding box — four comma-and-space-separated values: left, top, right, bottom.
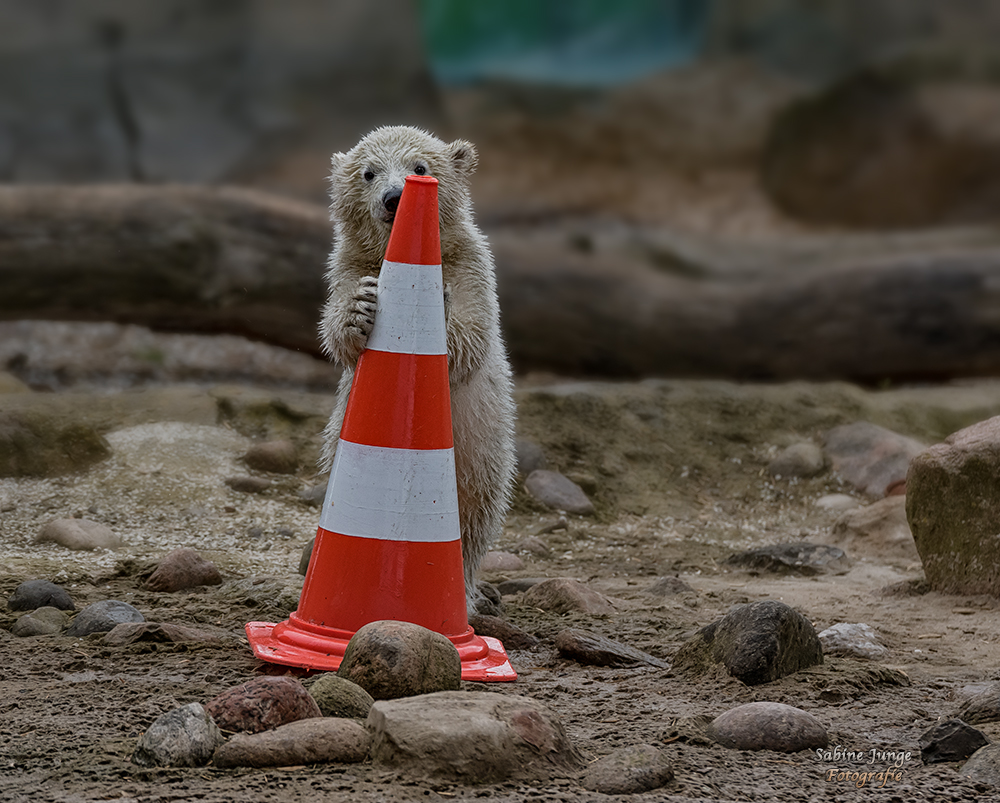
246, 175, 516, 681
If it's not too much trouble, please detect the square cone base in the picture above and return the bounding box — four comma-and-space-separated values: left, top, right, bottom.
245, 616, 517, 682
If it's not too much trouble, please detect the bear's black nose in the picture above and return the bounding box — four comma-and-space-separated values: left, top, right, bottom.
382, 188, 402, 219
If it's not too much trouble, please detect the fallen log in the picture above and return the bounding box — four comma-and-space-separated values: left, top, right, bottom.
3, 184, 1000, 382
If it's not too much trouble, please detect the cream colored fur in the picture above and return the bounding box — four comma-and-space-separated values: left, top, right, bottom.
318, 126, 516, 614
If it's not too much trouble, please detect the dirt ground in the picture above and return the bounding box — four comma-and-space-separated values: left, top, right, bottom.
4, 371, 1000, 802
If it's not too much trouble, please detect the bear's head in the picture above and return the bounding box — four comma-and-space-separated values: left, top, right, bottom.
330, 125, 478, 258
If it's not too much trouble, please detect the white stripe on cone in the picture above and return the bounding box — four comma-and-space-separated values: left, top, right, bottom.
319, 440, 461, 543
366, 260, 447, 355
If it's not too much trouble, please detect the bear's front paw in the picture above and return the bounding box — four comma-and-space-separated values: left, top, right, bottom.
343, 275, 378, 360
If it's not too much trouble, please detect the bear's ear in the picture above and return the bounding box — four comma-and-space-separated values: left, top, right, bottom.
330, 151, 346, 172
447, 139, 478, 176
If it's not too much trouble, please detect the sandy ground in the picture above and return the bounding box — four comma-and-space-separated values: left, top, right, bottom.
4, 373, 1000, 802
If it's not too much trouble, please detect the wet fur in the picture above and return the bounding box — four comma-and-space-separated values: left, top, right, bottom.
318, 126, 516, 614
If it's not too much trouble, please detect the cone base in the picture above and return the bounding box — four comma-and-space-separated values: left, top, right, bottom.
245, 616, 517, 682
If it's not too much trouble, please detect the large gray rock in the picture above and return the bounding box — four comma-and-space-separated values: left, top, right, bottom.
710, 702, 828, 752
959, 683, 1000, 726
132, 703, 223, 767
212, 717, 370, 768
7, 579, 74, 611
960, 744, 1000, 786
66, 600, 144, 637
524, 470, 595, 515
368, 691, 583, 783
672, 600, 822, 685
337, 620, 461, 701
520, 578, 614, 615
0, 410, 110, 477
824, 422, 926, 497
818, 623, 889, 660
907, 416, 1000, 595
722, 542, 850, 576
919, 719, 990, 764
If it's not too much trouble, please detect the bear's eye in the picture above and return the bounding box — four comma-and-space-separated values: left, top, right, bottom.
363, 169, 375, 182
413, 164, 427, 176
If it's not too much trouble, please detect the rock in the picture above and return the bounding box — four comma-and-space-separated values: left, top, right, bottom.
298, 537, 315, 575
919, 719, 990, 764
7, 579, 74, 611
216, 576, 303, 614
468, 614, 540, 650
497, 578, 546, 596
66, 600, 145, 637
212, 717, 370, 768
36, 518, 123, 551
144, 548, 222, 592
12, 606, 69, 636
673, 600, 822, 685
554, 628, 669, 668
524, 470, 594, 515
206, 676, 321, 734
824, 422, 926, 497
582, 743, 674, 795
767, 442, 826, 478
831, 495, 918, 561
722, 542, 850, 576
960, 744, 1000, 786
338, 621, 461, 701
480, 551, 525, 572
0, 372, 30, 393
224, 475, 272, 494
814, 493, 861, 512
472, 580, 503, 617
647, 576, 696, 596
907, 416, 1000, 595
308, 674, 375, 719
299, 483, 327, 506
520, 578, 614, 615
243, 439, 298, 474
513, 535, 553, 558
818, 623, 889, 660
0, 409, 111, 477
102, 622, 224, 646
515, 438, 547, 476
368, 691, 583, 783
132, 702, 224, 768
710, 702, 828, 752
958, 684, 1000, 725
761, 70, 1000, 229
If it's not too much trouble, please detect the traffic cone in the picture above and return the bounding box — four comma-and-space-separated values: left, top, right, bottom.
246, 175, 516, 681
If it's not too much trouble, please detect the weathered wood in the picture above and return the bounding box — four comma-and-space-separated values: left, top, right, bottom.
0, 185, 331, 355
4, 184, 1000, 381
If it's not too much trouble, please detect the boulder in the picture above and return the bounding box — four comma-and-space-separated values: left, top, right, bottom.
7, 579, 74, 611
524, 470, 594, 514
831, 495, 918, 561
919, 719, 990, 764
960, 744, 1000, 786
37, 518, 123, 551
824, 422, 926, 497
337, 620, 461, 701
368, 691, 583, 783
0, 410, 110, 477
205, 676, 321, 734
520, 578, 614, 615
907, 416, 1000, 594
12, 606, 69, 636
66, 600, 144, 637
308, 674, 375, 719
818, 623, 889, 661
722, 542, 850, 576
710, 702, 828, 752
144, 548, 222, 592
582, 744, 674, 795
212, 717, 370, 768
132, 703, 223, 768
672, 600, 822, 685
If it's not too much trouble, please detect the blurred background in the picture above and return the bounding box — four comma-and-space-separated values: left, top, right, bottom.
3, 0, 1000, 389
